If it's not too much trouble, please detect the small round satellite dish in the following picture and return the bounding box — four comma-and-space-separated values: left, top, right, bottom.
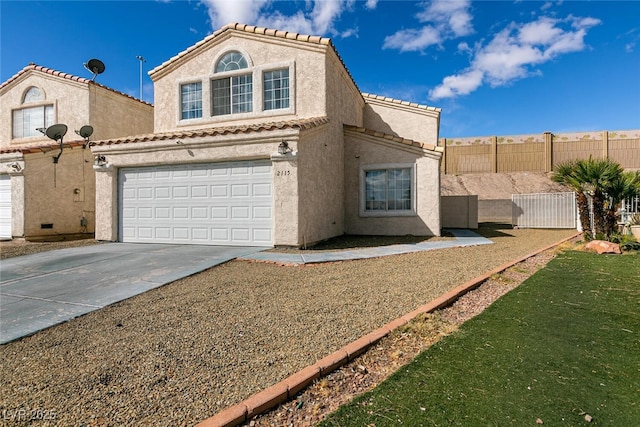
45, 124, 68, 141
86, 59, 105, 75
78, 125, 94, 139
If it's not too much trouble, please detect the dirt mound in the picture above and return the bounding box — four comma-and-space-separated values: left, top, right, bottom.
441, 172, 570, 200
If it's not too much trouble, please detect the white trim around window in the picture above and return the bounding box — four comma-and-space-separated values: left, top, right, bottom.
359, 163, 417, 217
176, 60, 296, 126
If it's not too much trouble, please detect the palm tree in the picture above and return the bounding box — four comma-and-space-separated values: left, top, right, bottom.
605, 170, 640, 235
552, 160, 592, 239
552, 157, 625, 239
575, 157, 623, 237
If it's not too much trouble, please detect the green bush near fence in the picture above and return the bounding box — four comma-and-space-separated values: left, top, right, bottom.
320, 251, 640, 426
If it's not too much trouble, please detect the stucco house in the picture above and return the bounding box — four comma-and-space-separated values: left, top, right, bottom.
91, 23, 443, 247
0, 64, 153, 240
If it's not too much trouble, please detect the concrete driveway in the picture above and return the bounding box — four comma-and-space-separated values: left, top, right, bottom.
0, 243, 266, 344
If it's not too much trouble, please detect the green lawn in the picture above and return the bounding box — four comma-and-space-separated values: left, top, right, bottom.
320, 251, 640, 426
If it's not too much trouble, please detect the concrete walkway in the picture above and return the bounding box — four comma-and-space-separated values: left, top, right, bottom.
241, 229, 493, 264
0, 244, 267, 344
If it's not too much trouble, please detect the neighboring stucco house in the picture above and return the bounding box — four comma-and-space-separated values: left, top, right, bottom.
92, 23, 443, 247
0, 64, 153, 240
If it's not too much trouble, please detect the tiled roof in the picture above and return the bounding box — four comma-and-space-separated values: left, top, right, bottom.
362, 93, 441, 112
92, 116, 330, 146
149, 23, 359, 93
344, 125, 443, 152
0, 64, 152, 107
1, 140, 85, 155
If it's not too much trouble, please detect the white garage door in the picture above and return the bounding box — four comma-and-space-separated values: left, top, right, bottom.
0, 175, 11, 240
119, 161, 273, 246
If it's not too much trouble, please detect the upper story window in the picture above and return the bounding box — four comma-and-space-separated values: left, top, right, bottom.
12, 86, 54, 139
212, 51, 253, 116
263, 69, 289, 111
177, 50, 295, 123
181, 82, 202, 119
360, 164, 416, 216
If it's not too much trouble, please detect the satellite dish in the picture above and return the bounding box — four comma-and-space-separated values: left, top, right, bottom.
45, 124, 68, 141
84, 58, 105, 81
77, 125, 94, 139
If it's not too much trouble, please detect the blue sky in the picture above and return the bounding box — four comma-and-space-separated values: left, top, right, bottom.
2, 0, 639, 138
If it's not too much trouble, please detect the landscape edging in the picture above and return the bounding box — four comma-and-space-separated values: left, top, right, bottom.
197, 231, 581, 427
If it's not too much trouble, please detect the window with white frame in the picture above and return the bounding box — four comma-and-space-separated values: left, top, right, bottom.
177, 51, 294, 122
212, 51, 253, 116
181, 82, 202, 119
263, 69, 289, 110
361, 165, 415, 216
12, 86, 54, 139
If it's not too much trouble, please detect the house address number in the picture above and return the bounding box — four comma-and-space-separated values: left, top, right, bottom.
276, 170, 291, 177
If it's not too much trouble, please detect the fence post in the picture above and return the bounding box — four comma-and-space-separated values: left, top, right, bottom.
491, 136, 497, 173
544, 131, 553, 172
602, 130, 609, 160
440, 138, 447, 174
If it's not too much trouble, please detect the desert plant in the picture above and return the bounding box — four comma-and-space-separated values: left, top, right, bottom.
552, 157, 634, 240
609, 232, 640, 251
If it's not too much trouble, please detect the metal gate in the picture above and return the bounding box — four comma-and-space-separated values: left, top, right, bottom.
512, 192, 577, 229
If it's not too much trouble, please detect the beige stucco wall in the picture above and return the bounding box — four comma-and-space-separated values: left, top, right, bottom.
92, 129, 303, 244
344, 130, 442, 236
0, 70, 154, 239
441, 195, 478, 229
150, 31, 330, 133
0, 73, 89, 150
21, 147, 96, 238
293, 51, 364, 246
90, 85, 153, 140
363, 96, 440, 145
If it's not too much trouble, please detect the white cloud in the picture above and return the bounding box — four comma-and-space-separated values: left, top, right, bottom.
429, 69, 483, 99
429, 14, 601, 100
200, 0, 360, 37
384, 0, 473, 52
365, 0, 378, 10
540, 2, 553, 11
383, 26, 441, 52
201, 0, 270, 29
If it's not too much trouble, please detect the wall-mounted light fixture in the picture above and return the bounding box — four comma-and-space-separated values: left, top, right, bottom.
278, 140, 291, 155
75, 125, 94, 148
9, 162, 22, 172
94, 155, 107, 167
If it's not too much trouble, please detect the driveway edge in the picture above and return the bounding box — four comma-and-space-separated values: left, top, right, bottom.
197, 231, 581, 427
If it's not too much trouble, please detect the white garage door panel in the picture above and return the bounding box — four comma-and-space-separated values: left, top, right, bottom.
0, 175, 11, 240
119, 161, 273, 246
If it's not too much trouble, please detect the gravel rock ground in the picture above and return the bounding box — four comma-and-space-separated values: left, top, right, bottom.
0, 226, 577, 426
243, 248, 562, 426
0, 238, 100, 259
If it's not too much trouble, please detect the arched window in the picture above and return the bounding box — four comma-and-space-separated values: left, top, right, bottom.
23, 86, 44, 103
212, 51, 253, 115
215, 51, 248, 72
12, 86, 54, 139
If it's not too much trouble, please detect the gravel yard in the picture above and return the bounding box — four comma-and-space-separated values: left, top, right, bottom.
0, 226, 577, 426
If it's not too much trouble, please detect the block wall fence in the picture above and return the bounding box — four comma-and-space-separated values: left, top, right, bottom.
439, 129, 640, 175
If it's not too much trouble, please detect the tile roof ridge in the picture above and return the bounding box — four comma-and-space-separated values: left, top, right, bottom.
150, 23, 337, 79
0, 140, 85, 155
93, 116, 330, 146
344, 124, 441, 152
362, 92, 441, 112
0, 63, 153, 107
